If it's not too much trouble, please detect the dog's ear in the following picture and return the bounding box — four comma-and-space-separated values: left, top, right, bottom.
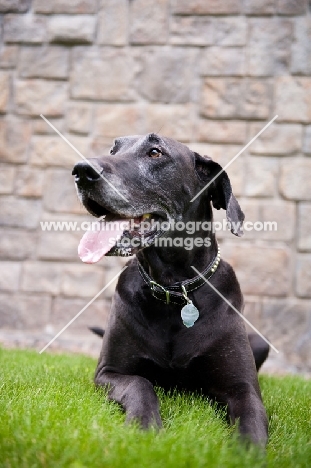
193, 152, 245, 237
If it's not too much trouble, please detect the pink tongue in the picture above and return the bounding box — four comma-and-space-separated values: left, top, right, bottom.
78, 219, 130, 263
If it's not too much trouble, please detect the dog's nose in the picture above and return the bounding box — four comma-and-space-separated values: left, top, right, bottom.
72, 161, 101, 184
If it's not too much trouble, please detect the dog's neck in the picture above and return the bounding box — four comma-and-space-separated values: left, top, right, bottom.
137, 241, 218, 286
137, 199, 220, 285
137, 214, 218, 285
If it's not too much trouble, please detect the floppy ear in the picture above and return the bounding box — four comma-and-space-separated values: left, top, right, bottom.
194, 152, 245, 237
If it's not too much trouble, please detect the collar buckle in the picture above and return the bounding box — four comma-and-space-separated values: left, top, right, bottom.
150, 280, 171, 304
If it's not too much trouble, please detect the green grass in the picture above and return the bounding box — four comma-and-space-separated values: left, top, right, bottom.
0, 348, 310, 468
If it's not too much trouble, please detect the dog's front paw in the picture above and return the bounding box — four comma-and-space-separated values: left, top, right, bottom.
125, 409, 163, 431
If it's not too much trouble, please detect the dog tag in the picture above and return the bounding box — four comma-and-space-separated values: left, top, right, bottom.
181, 301, 199, 328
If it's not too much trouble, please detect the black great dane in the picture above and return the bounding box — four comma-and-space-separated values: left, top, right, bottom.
72, 133, 269, 446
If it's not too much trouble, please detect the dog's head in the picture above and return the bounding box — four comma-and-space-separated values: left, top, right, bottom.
72, 133, 244, 262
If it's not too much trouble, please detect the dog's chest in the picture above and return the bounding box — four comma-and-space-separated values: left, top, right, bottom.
140, 318, 200, 370
135, 326, 204, 391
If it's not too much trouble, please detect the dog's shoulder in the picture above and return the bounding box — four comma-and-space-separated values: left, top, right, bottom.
208, 258, 243, 305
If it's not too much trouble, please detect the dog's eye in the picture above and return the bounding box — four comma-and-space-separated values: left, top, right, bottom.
148, 148, 162, 158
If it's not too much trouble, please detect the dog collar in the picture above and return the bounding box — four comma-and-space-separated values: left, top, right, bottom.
137, 247, 220, 309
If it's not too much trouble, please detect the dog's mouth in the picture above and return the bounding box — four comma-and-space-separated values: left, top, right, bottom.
78, 197, 167, 263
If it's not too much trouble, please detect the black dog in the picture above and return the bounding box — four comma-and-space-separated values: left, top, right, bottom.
72, 134, 269, 445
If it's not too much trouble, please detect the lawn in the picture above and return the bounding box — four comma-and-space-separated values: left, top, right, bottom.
0, 348, 310, 468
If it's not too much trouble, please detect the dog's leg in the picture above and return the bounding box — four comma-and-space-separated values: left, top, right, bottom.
226, 384, 268, 446
248, 333, 270, 371
95, 371, 162, 429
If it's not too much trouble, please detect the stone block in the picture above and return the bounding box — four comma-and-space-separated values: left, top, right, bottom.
291, 17, 311, 75
247, 18, 292, 76
198, 120, 247, 144
275, 76, 311, 122
3, 14, 47, 43
0, 196, 42, 228
201, 78, 271, 119
0, 117, 32, 163
303, 125, 311, 154
298, 203, 311, 251
249, 123, 302, 155
94, 104, 144, 138
0, 165, 15, 194
21, 261, 61, 294
33, 0, 96, 13
129, 0, 168, 44
98, 0, 127, 45
280, 157, 311, 200
38, 230, 81, 262
242, 200, 269, 241
0, 45, 18, 68
0, 228, 36, 259
170, 16, 213, 46
18, 46, 69, 79
200, 47, 245, 76
213, 18, 247, 46
39, 211, 89, 225
295, 324, 311, 371
66, 102, 93, 135
48, 15, 96, 44
296, 254, 311, 297
15, 167, 44, 197
245, 157, 278, 197
261, 299, 309, 357
238, 79, 272, 119
33, 118, 64, 135
71, 47, 137, 101
0, 71, 10, 113
144, 104, 195, 142
43, 168, 84, 214
136, 47, 198, 103
221, 244, 290, 296
0, 261, 21, 291
43, 169, 84, 214
29, 135, 90, 167
15, 79, 68, 117
61, 263, 105, 297
244, 0, 275, 14
51, 297, 110, 331
171, 0, 241, 14
0, 0, 30, 12
40, 208, 90, 226
277, 0, 308, 15
260, 200, 296, 241
265, 299, 311, 373
0, 292, 51, 329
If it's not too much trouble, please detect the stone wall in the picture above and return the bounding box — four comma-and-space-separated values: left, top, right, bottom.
0, 0, 310, 373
